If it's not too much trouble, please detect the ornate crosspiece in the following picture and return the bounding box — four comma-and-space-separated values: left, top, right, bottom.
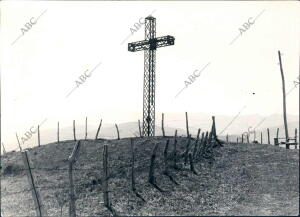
128, 16, 175, 137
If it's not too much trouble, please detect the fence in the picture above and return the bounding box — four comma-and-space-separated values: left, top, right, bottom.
2, 114, 225, 216
2, 112, 298, 216
3, 111, 298, 155
226, 127, 299, 150
3, 113, 217, 154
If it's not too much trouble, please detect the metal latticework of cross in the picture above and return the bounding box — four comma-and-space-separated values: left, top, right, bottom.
128, 16, 175, 137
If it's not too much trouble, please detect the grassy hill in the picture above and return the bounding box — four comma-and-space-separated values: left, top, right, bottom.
1, 137, 299, 216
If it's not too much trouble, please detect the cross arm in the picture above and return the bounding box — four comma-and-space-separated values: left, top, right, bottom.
128, 35, 175, 52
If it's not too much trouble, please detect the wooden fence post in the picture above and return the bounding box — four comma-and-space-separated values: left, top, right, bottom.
103, 144, 110, 207
192, 129, 201, 159
200, 132, 209, 156
38, 125, 41, 147
138, 120, 142, 138
237, 137, 238, 143
286, 142, 290, 149
189, 153, 197, 175
247, 134, 249, 143
185, 112, 189, 137
208, 130, 213, 144
195, 132, 205, 159
22, 150, 46, 217
163, 139, 178, 185
211, 116, 217, 139
85, 117, 88, 140
276, 128, 279, 139
115, 124, 120, 140
261, 132, 263, 144
68, 140, 81, 217
149, 143, 159, 184
241, 134, 244, 143
163, 140, 169, 174
295, 128, 298, 144
196, 128, 201, 141
226, 134, 228, 143
173, 130, 178, 169
130, 139, 136, 192
73, 120, 76, 141
161, 113, 165, 137
2, 143, 6, 155
184, 135, 191, 165
16, 133, 22, 151
57, 122, 60, 143
278, 50, 289, 143
95, 119, 102, 140
267, 128, 270, 144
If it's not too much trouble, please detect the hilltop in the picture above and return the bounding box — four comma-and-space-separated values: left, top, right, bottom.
1, 137, 299, 216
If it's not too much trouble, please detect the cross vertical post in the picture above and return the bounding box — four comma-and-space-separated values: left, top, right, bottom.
128, 16, 175, 137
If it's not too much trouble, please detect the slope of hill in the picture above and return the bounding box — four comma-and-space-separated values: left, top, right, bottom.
1, 137, 299, 216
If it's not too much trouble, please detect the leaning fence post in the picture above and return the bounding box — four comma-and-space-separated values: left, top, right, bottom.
185, 112, 189, 137
115, 124, 120, 140
226, 134, 228, 143
16, 133, 22, 151
195, 132, 205, 159
37, 125, 41, 147
196, 128, 201, 141
163, 140, 170, 174
130, 138, 136, 192
95, 119, 102, 140
192, 129, 201, 159
161, 113, 165, 137
73, 120, 76, 141
138, 120, 142, 138
261, 132, 263, 144
267, 128, 270, 144
149, 143, 159, 184
68, 140, 81, 217
85, 117, 88, 140
247, 134, 249, 143
57, 122, 60, 143
103, 144, 110, 207
201, 132, 209, 156
22, 150, 47, 217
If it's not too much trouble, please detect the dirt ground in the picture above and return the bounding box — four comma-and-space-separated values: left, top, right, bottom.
1, 137, 299, 216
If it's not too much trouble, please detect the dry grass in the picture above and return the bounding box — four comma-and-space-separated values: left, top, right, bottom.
1, 137, 299, 216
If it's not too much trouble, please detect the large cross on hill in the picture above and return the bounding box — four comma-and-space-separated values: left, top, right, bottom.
128, 16, 175, 137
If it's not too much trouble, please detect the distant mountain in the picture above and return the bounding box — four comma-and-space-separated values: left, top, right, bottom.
3, 112, 298, 152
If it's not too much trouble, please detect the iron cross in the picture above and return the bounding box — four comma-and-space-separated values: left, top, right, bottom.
128, 16, 175, 137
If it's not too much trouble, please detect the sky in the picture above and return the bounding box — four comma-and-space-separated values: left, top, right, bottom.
1, 1, 299, 148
